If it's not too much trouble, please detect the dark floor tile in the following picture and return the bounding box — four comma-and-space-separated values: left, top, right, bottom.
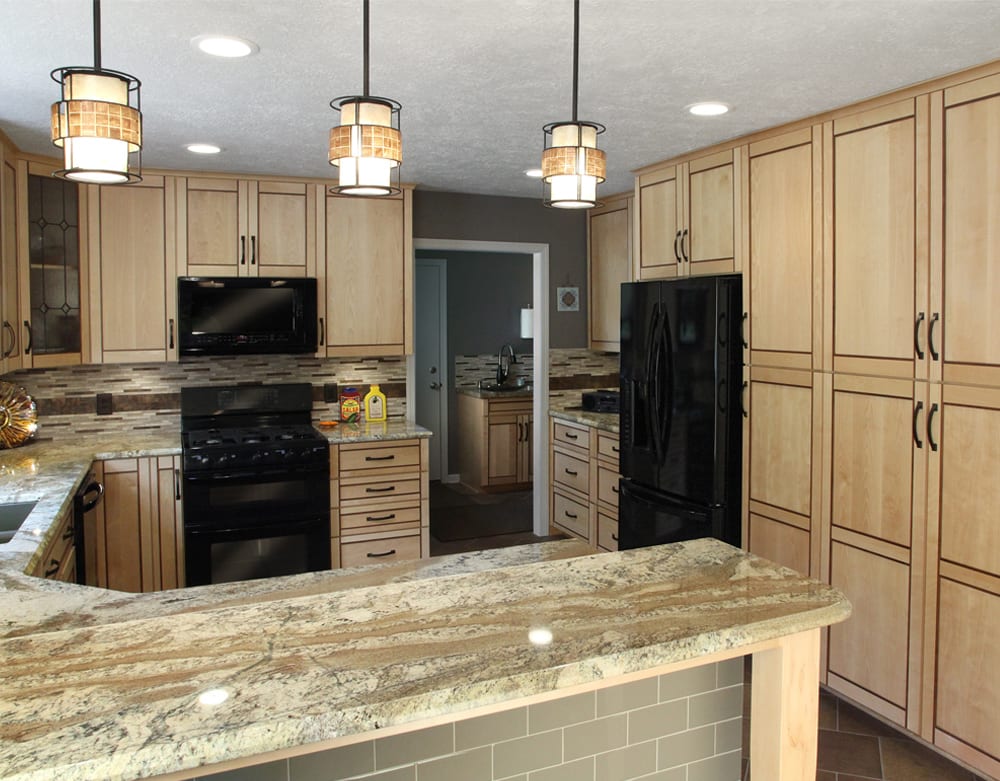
880, 736, 978, 781
817, 729, 883, 778
819, 691, 838, 731
837, 701, 905, 739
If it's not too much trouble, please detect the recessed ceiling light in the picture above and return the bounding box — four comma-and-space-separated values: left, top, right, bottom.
192, 35, 259, 58
185, 143, 222, 155
524, 168, 543, 178
687, 102, 730, 117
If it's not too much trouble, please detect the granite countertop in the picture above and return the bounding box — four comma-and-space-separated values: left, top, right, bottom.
456, 384, 534, 399
0, 537, 850, 781
548, 395, 620, 433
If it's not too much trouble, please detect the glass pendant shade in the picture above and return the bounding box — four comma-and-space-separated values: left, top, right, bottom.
329, 97, 402, 196
542, 121, 606, 209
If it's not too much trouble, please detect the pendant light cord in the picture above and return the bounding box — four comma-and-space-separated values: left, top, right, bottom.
571, 0, 579, 122
363, 0, 370, 97
92, 0, 102, 71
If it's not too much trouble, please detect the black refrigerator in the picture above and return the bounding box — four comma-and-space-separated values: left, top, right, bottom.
618, 274, 742, 550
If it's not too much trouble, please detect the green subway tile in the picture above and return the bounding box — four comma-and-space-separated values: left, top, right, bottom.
627, 699, 687, 745
289, 741, 374, 780
656, 724, 715, 770
454, 707, 527, 751
689, 686, 743, 728
492, 730, 563, 778
415, 746, 491, 781
528, 692, 595, 733
356, 767, 415, 781
687, 749, 742, 781
526, 756, 594, 781
658, 665, 718, 702
716, 658, 745, 689
595, 679, 658, 717
375, 725, 454, 770
715, 717, 743, 754
199, 760, 288, 781
627, 767, 685, 781
564, 714, 627, 761
594, 741, 657, 781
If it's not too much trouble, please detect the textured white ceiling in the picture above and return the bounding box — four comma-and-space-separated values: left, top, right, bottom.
2, 0, 999, 198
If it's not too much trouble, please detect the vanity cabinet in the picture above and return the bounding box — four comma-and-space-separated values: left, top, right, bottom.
177, 176, 316, 279
31, 507, 76, 583
330, 437, 429, 567
587, 194, 631, 351
456, 394, 533, 491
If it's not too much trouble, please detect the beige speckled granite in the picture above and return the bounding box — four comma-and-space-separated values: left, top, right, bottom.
548, 397, 620, 433
455, 386, 534, 400
0, 538, 850, 781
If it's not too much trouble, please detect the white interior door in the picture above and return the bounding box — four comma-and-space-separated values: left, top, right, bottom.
415, 259, 447, 481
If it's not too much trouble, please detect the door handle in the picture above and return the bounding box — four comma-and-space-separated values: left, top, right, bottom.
741, 312, 749, 349
928, 313, 940, 361
367, 549, 396, 558
250, 235, 256, 265
1, 321, 14, 357
23, 321, 32, 355
239, 235, 246, 265
680, 228, 689, 263
430, 382, 441, 390
673, 230, 682, 262
168, 318, 174, 350
319, 317, 324, 346
914, 312, 925, 360
517, 422, 523, 442
912, 401, 924, 449
740, 381, 748, 418
174, 469, 181, 501
927, 403, 939, 452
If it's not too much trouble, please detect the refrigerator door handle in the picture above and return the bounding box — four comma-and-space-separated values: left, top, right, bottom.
658, 305, 675, 460
646, 304, 662, 463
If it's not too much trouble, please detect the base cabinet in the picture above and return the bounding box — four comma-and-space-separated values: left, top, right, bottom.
549, 419, 619, 550
330, 438, 429, 567
31, 507, 75, 583
457, 394, 533, 491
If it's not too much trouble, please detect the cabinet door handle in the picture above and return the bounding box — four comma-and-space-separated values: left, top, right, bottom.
611, 533, 619, 542
681, 228, 689, 263
741, 312, 749, 349
673, 230, 682, 262
928, 313, 940, 361
927, 403, 939, 452
366, 513, 396, 522
912, 401, 924, 449
563, 432, 578, 440
740, 381, 748, 418
62, 523, 75, 541
365, 485, 396, 493
564, 468, 578, 476
239, 235, 246, 265
1, 321, 14, 357
168, 318, 174, 350
319, 317, 324, 346
914, 312, 925, 360
564, 510, 578, 519
23, 321, 32, 355
611, 485, 619, 494
250, 235, 256, 265
365, 454, 395, 462
44, 559, 60, 577
367, 549, 396, 558
174, 469, 181, 501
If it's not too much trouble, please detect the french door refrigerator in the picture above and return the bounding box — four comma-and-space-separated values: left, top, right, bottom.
618, 274, 743, 550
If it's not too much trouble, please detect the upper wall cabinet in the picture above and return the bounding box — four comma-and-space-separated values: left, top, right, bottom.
587, 194, 631, 352
322, 188, 412, 356
634, 149, 739, 281
177, 177, 316, 279
0, 145, 22, 373
743, 128, 823, 371
87, 176, 177, 363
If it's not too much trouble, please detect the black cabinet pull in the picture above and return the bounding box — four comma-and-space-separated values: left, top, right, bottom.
80, 481, 104, 513
239, 235, 246, 265
611, 485, 619, 494
673, 230, 682, 262
914, 312, 925, 360
913, 401, 924, 449
611, 533, 619, 542
741, 312, 749, 349
62, 523, 75, 541
319, 317, 324, 346
44, 559, 60, 577
740, 381, 748, 418
563, 432, 578, 440
564, 510, 578, 519
680, 228, 689, 263
927, 403, 939, 452
23, 321, 32, 355
517, 422, 523, 442
168, 318, 174, 349
366, 513, 396, 522
1, 321, 14, 357
174, 469, 181, 501
365, 454, 396, 462
367, 549, 396, 558
928, 313, 940, 361
564, 468, 578, 476
365, 485, 396, 493
250, 235, 256, 265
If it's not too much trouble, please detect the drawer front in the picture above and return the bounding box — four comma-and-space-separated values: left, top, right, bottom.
340, 443, 420, 472
598, 513, 619, 552
552, 490, 589, 539
341, 477, 421, 502
553, 422, 588, 450
553, 450, 589, 494
35, 515, 75, 579
340, 504, 422, 532
341, 534, 421, 568
597, 467, 621, 508
597, 433, 620, 462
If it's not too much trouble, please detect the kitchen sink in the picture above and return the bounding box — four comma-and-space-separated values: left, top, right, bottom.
0, 501, 37, 544
478, 382, 532, 393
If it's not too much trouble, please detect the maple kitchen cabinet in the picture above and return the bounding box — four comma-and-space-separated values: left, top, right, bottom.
633, 148, 740, 281
177, 176, 317, 278
321, 186, 413, 357
457, 393, 533, 491
0, 143, 22, 373
587, 193, 631, 351
86, 176, 177, 363
31, 505, 76, 583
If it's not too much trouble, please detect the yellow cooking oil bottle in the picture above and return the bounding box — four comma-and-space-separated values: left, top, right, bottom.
364, 384, 387, 421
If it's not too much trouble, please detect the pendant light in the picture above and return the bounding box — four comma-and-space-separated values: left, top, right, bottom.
328, 0, 402, 196
541, 0, 605, 209
50, 0, 142, 184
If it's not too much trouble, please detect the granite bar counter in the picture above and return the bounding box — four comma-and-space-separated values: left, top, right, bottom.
0, 537, 850, 781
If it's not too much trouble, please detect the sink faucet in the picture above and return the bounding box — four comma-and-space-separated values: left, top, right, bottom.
497, 343, 516, 385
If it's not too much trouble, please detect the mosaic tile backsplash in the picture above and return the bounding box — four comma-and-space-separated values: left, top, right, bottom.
454, 347, 619, 390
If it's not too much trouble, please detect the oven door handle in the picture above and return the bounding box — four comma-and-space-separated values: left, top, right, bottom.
183, 465, 326, 482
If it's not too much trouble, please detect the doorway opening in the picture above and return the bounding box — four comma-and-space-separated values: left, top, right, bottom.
409, 239, 552, 548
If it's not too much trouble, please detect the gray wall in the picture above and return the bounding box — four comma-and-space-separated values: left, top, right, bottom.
412, 190, 588, 349
417, 249, 533, 472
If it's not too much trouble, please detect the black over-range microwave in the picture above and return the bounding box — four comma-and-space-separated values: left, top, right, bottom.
177, 277, 319, 357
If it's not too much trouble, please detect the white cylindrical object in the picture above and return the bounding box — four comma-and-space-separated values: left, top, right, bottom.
549, 174, 597, 207
520, 308, 534, 339
552, 123, 596, 148
63, 137, 129, 183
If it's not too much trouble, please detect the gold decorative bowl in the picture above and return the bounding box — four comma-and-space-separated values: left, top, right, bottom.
0, 381, 38, 449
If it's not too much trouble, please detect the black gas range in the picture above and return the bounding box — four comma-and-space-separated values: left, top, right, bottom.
180, 383, 330, 586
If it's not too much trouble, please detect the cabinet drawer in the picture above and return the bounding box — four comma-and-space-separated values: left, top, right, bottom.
340, 504, 421, 533
341, 477, 421, 502
341, 534, 421, 568
34, 514, 75, 580
598, 514, 619, 552
553, 450, 589, 494
597, 467, 621, 508
597, 433, 620, 463
553, 422, 588, 451
340, 443, 420, 472
552, 490, 589, 539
